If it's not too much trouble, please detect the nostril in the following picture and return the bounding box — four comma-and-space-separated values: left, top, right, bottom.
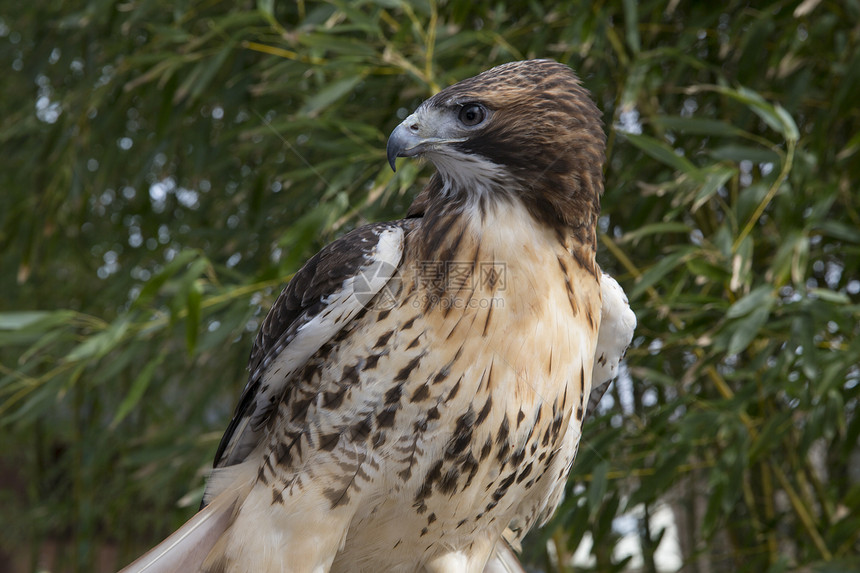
408, 123, 419, 133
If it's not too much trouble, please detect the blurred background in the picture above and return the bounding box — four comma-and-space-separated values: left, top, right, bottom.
1, 1, 858, 571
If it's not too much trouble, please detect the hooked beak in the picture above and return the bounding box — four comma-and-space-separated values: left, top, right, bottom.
386, 121, 422, 172
386, 111, 466, 172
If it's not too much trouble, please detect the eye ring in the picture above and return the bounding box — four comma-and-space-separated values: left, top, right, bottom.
458, 103, 487, 127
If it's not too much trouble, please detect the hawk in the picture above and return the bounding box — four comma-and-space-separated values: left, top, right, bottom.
122, 59, 635, 573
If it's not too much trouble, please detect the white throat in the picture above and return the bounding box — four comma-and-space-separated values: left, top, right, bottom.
429, 151, 514, 204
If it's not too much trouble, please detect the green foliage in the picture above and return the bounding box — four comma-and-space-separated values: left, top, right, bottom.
1, 1, 858, 571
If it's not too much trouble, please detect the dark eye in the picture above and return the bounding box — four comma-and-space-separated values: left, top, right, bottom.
458, 104, 486, 127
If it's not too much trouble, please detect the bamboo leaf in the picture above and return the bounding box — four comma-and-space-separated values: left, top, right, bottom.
64, 316, 132, 363
709, 145, 781, 164
188, 43, 234, 102
587, 460, 610, 518
622, 0, 640, 53
621, 222, 691, 243
0, 311, 73, 330
726, 285, 774, 318
622, 132, 701, 175
816, 221, 860, 243
653, 116, 745, 137
630, 248, 694, 300
110, 357, 163, 429
185, 280, 202, 355
0, 311, 78, 346
809, 288, 851, 304
132, 249, 201, 308
300, 75, 363, 116
728, 305, 771, 355
749, 411, 792, 461
713, 85, 799, 142
692, 166, 736, 212
686, 258, 730, 282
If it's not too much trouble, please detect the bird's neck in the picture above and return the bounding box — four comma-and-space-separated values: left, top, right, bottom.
411, 190, 598, 285
409, 163, 602, 260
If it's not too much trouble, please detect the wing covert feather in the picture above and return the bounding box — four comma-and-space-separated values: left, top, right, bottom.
209, 221, 411, 474
586, 272, 636, 419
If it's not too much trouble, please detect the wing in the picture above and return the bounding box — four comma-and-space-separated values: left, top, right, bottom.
208, 220, 411, 476
586, 272, 637, 419
125, 221, 412, 571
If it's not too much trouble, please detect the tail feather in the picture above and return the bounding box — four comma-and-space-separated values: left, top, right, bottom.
484, 534, 527, 573
120, 464, 255, 573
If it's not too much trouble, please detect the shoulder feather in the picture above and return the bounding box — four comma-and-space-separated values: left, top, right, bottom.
586, 272, 636, 419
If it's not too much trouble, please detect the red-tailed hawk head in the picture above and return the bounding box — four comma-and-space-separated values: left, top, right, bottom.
388, 59, 605, 240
